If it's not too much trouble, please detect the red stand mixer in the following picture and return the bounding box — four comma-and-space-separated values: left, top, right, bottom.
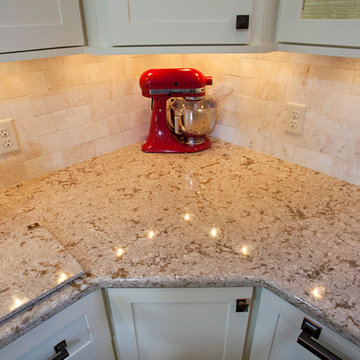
139, 68, 217, 153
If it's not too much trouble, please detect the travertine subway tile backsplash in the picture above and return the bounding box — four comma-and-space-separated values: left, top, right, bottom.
0, 54, 161, 188
0, 52, 359, 188
183, 52, 360, 185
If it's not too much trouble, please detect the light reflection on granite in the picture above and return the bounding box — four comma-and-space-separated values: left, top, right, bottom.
0, 225, 84, 323
310, 285, 327, 300
0, 139, 359, 348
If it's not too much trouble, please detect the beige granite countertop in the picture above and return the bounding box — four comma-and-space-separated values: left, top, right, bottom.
0, 225, 84, 323
0, 139, 359, 349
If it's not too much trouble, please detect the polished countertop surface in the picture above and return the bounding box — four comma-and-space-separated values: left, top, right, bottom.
0, 226, 84, 323
0, 139, 359, 348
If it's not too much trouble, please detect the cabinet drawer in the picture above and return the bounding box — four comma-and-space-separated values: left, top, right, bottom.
0, 290, 115, 360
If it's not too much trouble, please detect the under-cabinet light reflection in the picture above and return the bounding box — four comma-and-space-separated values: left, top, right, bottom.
311, 286, 326, 299
210, 228, 217, 237
57, 272, 69, 284
116, 248, 124, 257
184, 213, 191, 221
10, 297, 28, 311
148, 230, 155, 239
241, 246, 248, 256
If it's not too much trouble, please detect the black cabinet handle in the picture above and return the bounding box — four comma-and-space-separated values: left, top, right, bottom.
51, 340, 69, 360
297, 318, 343, 360
236, 15, 249, 30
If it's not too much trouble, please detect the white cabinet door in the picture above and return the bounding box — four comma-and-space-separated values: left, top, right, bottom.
106, 0, 252, 46
0, 0, 84, 53
249, 289, 360, 360
277, 0, 360, 47
107, 287, 252, 360
0, 290, 115, 360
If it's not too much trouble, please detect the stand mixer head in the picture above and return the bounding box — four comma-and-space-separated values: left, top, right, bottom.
139, 68, 216, 153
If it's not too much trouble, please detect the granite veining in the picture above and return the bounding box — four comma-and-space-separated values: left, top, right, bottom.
0, 225, 84, 323
0, 139, 359, 349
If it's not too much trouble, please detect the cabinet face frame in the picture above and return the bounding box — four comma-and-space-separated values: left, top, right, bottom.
0, 0, 84, 53
277, 0, 360, 47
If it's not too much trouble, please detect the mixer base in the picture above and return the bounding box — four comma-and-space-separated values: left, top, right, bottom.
186, 137, 205, 145
142, 136, 211, 153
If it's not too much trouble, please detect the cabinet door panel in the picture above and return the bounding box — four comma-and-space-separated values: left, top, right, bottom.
134, 302, 229, 359
269, 315, 318, 360
107, 287, 252, 360
277, 0, 360, 47
107, 0, 252, 46
249, 289, 360, 360
0, 291, 115, 360
0, 0, 84, 53
16, 314, 93, 360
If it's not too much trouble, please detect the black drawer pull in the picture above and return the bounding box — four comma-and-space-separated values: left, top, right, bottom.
297, 318, 343, 360
51, 340, 69, 360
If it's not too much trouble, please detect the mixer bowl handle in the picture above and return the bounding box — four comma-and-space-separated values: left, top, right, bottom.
174, 113, 182, 134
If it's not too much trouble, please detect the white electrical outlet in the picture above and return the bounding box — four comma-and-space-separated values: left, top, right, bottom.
3, 138, 13, 147
0, 118, 20, 155
286, 102, 306, 135
0, 127, 10, 137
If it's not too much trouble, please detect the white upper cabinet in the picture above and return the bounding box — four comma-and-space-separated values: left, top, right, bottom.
106, 0, 252, 46
277, 0, 360, 48
82, 0, 280, 52
0, 0, 84, 54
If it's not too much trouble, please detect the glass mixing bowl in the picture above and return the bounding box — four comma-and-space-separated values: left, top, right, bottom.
169, 96, 218, 137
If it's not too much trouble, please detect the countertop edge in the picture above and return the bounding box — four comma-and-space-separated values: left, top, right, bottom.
1, 275, 359, 350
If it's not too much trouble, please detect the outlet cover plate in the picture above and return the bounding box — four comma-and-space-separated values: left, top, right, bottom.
286, 102, 306, 135
0, 118, 20, 155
